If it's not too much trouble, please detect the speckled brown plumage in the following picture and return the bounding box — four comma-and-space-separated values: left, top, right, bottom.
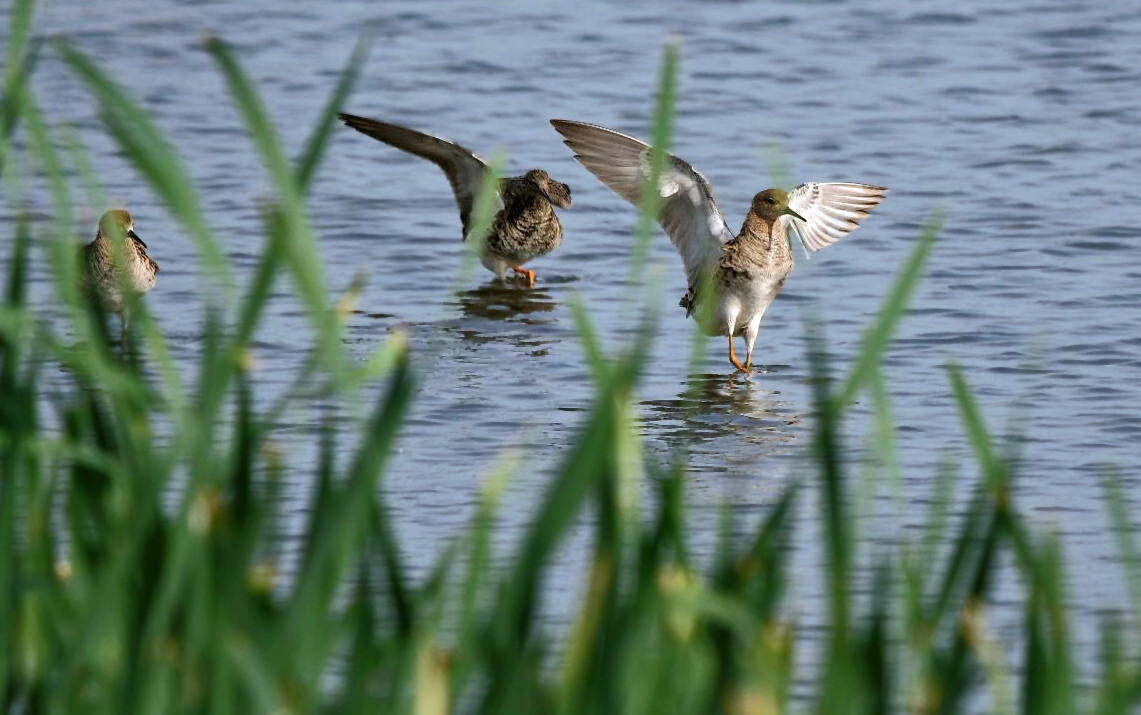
338, 114, 572, 286
484, 172, 565, 267
81, 209, 159, 342
682, 204, 794, 317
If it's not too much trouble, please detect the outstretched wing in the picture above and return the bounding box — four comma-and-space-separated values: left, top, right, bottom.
550, 120, 731, 291
783, 182, 887, 253
339, 113, 495, 236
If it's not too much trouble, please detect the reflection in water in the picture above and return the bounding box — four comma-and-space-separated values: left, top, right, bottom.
61, 338, 148, 373
347, 279, 567, 357
430, 281, 565, 356
641, 373, 801, 450
452, 281, 558, 324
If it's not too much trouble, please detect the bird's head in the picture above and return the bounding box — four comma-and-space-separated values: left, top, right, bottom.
750, 189, 804, 223
98, 209, 145, 247
525, 169, 573, 209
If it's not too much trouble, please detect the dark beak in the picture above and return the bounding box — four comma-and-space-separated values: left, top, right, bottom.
127, 229, 147, 248
783, 206, 806, 223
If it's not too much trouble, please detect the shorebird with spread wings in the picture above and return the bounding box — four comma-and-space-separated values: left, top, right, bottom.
551, 119, 887, 372
340, 114, 572, 288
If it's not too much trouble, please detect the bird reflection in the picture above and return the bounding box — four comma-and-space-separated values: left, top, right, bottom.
640, 372, 801, 449
452, 280, 558, 324
348, 279, 566, 356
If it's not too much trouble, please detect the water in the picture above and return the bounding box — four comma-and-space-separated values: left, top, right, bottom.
7, 0, 1141, 686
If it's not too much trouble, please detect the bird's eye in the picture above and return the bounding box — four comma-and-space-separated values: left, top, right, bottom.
765, 197, 776, 205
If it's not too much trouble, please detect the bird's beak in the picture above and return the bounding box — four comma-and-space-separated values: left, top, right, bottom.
127, 229, 147, 248
783, 206, 806, 222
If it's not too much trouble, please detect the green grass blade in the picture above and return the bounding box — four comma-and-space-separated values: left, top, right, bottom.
59, 121, 109, 214
1101, 472, 1141, 625
738, 482, 799, 617
628, 37, 678, 294
482, 367, 636, 712
294, 32, 372, 193
448, 456, 509, 706
490, 382, 620, 643
370, 501, 414, 639
203, 37, 331, 330
288, 344, 412, 677
837, 210, 943, 410
947, 364, 1008, 495
860, 560, 893, 715
805, 325, 857, 713
0, 218, 33, 707
233, 211, 286, 347
932, 509, 1002, 715
0, 0, 37, 174
927, 485, 989, 626
568, 295, 609, 382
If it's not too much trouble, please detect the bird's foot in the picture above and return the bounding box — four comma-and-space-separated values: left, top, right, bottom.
511, 267, 536, 289
728, 335, 747, 372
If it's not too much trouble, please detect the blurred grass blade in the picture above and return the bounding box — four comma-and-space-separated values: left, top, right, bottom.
948, 364, 1008, 495
1102, 472, 1141, 626
738, 482, 798, 616
370, 501, 413, 639
568, 295, 608, 382
628, 37, 678, 293
482, 357, 638, 711
233, 210, 285, 346
838, 210, 943, 409
805, 324, 856, 713
294, 32, 372, 193
203, 37, 331, 329
289, 343, 412, 676
0, 0, 37, 174
449, 460, 508, 704
0, 217, 33, 708
60, 121, 109, 219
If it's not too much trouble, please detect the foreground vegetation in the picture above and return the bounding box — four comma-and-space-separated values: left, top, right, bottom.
2, 1, 1141, 712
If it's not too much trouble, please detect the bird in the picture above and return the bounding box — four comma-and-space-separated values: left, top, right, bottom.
338, 113, 572, 288
81, 209, 159, 343
551, 119, 887, 372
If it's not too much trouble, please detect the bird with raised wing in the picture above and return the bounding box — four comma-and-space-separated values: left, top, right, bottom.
339, 113, 572, 288
551, 119, 887, 372
81, 209, 159, 343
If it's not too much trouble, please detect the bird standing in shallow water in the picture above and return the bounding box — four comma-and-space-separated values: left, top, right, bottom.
339, 113, 573, 288
551, 120, 887, 372
81, 209, 159, 343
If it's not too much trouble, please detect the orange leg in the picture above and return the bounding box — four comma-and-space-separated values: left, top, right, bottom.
511, 267, 536, 288
727, 335, 746, 372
